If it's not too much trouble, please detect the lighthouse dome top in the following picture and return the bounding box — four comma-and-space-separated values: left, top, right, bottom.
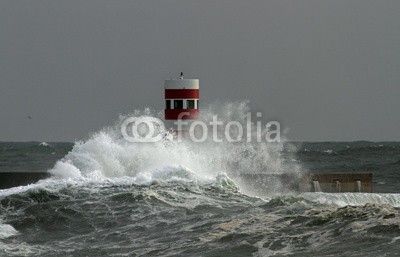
165, 78, 199, 89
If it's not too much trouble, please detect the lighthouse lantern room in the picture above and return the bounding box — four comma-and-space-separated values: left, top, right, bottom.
164, 73, 199, 122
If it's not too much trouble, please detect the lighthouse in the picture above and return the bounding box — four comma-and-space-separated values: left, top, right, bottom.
164, 73, 199, 131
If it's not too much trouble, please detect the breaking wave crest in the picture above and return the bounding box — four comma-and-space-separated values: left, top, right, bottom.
302, 192, 400, 207
47, 101, 302, 195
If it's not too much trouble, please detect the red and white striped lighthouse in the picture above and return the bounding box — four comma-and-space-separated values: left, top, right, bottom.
164, 73, 199, 127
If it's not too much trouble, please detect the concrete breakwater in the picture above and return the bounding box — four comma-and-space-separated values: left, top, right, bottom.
238, 172, 373, 194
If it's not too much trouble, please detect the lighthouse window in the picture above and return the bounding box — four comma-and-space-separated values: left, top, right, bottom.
166, 100, 171, 109
196, 100, 199, 109
174, 100, 183, 109
187, 100, 195, 109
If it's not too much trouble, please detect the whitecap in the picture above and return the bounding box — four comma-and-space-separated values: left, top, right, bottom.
0, 224, 19, 239
301, 192, 400, 207
48, 161, 82, 179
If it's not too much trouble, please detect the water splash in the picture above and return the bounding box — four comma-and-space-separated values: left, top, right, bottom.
312, 181, 322, 192
302, 192, 400, 207
48, 101, 304, 196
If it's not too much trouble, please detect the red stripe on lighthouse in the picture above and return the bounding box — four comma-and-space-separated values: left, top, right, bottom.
165, 89, 199, 99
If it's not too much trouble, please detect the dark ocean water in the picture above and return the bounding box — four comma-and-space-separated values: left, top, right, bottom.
0, 141, 400, 256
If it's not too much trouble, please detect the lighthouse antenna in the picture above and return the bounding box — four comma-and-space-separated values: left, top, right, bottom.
180, 72, 183, 79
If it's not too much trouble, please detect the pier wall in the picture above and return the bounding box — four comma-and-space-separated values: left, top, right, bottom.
238, 172, 373, 193
310, 173, 372, 193
0, 172, 49, 189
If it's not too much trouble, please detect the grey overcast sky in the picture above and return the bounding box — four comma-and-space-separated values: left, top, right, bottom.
0, 0, 399, 142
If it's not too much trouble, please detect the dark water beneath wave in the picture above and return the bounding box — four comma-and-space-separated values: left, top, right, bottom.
1, 141, 400, 256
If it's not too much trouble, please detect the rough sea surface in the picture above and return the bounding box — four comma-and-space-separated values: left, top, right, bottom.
1, 105, 400, 256
1, 140, 400, 257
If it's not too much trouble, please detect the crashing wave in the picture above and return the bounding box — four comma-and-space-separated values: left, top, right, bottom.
46, 102, 302, 196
